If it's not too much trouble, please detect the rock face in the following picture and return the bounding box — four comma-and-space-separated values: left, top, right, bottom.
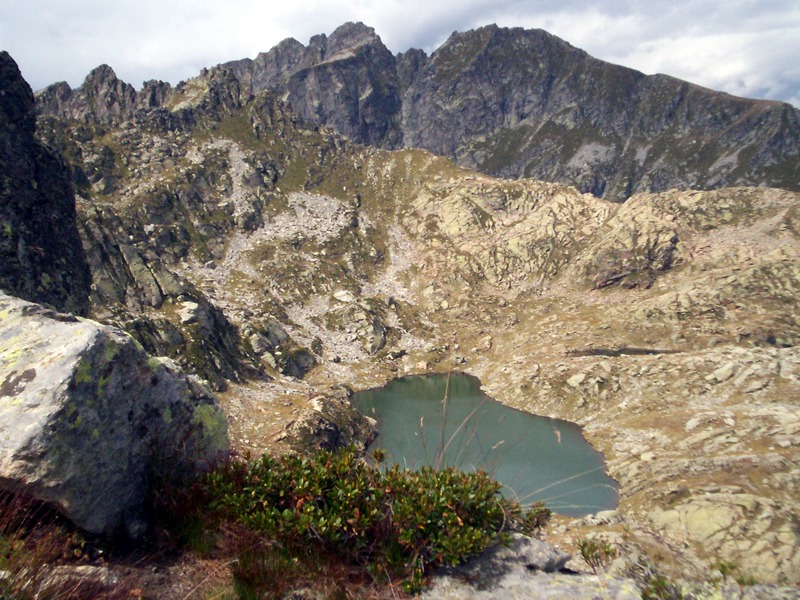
35, 64, 137, 124
422, 534, 641, 599
398, 25, 800, 200
227, 22, 402, 149
0, 292, 228, 539
0, 51, 91, 315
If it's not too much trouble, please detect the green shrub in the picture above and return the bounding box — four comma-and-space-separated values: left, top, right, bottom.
202, 445, 549, 594
716, 560, 737, 580
735, 574, 758, 586
577, 538, 616, 574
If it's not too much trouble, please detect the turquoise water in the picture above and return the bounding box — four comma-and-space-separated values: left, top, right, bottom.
351, 373, 619, 516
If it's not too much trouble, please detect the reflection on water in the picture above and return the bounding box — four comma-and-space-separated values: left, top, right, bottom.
351, 373, 619, 516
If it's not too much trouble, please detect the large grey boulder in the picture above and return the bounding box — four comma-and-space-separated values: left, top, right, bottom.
0, 292, 228, 539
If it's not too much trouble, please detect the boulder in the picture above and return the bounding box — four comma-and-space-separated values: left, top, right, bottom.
286, 392, 376, 454
0, 292, 228, 539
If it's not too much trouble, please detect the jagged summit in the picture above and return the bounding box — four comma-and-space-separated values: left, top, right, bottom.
36, 62, 137, 123
222, 21, 400, 147
34, 22, 800, 200
324, 21, 383, 55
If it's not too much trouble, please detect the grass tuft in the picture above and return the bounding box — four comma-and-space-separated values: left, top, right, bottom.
0, 488, 131, 599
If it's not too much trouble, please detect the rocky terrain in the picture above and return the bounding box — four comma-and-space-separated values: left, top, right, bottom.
36, 24, 800, 202
1, 51, 228, 548
2, 26, 800, 596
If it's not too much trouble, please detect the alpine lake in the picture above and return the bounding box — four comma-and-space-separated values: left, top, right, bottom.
351, 373, 619, 516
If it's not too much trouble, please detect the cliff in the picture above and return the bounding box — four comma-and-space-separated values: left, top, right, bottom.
399, 25, 800, 200
0, 51, 91, 314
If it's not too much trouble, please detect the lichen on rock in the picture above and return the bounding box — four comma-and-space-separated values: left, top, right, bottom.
0, 291, 228, 539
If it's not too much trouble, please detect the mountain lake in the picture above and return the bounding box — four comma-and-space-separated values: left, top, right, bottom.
351, 373, 619, 516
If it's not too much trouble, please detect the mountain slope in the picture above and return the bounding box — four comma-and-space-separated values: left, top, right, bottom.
226, 21, 402, 149
225, 22, 800, 200
401, 25, 800, 199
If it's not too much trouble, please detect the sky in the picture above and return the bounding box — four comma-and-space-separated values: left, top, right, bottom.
1, 0, 799, 108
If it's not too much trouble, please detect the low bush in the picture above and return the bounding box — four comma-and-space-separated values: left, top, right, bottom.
640, 571, 685, 600
196, 445, 550, 594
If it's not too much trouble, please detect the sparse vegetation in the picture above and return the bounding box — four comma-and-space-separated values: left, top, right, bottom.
716, 560, 737, 580
736, 574, 759, 587
640, 571, 685, 600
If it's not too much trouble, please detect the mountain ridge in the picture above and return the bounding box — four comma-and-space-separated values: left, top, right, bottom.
35, 21, 800, 201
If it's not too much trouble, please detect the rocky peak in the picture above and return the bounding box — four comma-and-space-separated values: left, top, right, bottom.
32, 23, 800, 200
32, 80, 74, 118
326, 21, 382, 56
191, 65, 246, 117
137, 79, 172, 109
401, 24, 800, 199
0, 51, 37, 134
219, 22, 800, 199
34, 63, 136, 123
428, 25, 586, 76
241, 38, 306, 91
220, 21, 401, 148
76, 64, 136, 122
396, 48, 427, 93
233, 21, 392, 96
440, 25, 797, 197
84, 63, 121, 87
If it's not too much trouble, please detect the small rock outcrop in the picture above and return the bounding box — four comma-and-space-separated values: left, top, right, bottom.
286, 389, 377, 455
0, 292, 228, 539
0, 51, 91, 315
423, 534, 641, 599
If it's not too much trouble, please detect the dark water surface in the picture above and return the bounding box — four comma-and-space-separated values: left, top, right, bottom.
351, 373, 619, 516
